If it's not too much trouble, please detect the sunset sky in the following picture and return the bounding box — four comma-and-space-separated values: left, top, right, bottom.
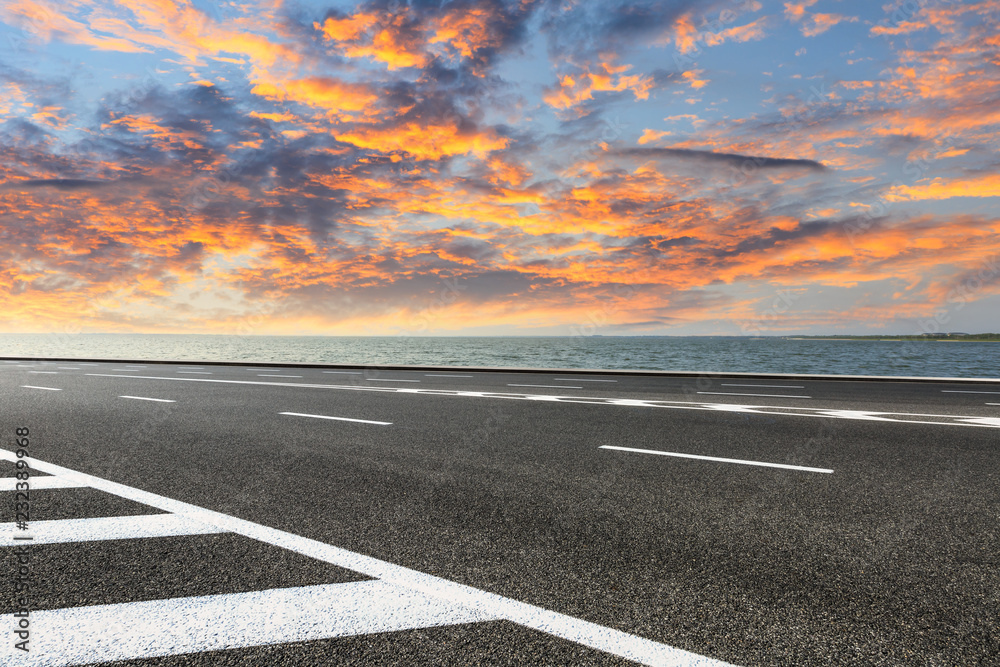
1, 0, 998, 336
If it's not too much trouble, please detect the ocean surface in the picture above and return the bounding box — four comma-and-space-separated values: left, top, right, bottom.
0, 334, 998, 378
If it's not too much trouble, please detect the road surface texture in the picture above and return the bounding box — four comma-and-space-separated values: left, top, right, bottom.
1, 357, 998, 665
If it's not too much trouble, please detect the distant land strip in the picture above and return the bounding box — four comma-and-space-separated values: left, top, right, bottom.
787, 333, 1000, 342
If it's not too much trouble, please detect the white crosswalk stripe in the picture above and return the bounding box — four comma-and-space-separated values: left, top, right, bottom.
0, 447, 734, 666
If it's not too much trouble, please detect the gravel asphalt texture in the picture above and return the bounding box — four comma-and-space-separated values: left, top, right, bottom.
1, 358, 998, 665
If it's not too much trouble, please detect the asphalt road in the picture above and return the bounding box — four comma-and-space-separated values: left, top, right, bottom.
1, 358, 999, 666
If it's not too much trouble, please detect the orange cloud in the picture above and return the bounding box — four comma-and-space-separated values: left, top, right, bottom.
886, 174, 1000, 201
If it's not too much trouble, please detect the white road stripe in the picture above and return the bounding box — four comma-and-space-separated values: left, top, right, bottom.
76, 363, 100, 366
28, 370, 58, 374
258, 374, 302, 378
425, 374, 474, 378
509, 383, 582, 389
553, 378, 618, 382
366, 378, 420, 382
111, 368, 142, 371
177, 371, 212, 374
120, 395, 176, 403
0, 581, 497, 667
600, 446, 834, 473
21, 385, 61, 391
57, 366, 80, 370
280, 412, 392, 426
988, 403, 1000, 406
323, 370, 362, 374
125, 365, 147, 368
177, 366, 204, 369
941, 390, 1000, 395
721, 384, 805, 389
0, 476, 85, 491
698, 391, 812, 399
0, 514, 226, 546
82, 374, 1000, 429
0, 448, 734, 667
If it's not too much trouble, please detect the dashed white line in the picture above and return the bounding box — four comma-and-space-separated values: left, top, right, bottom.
258, 374, 302, 378
600, 445, 834, 473
323, 370, 363, 374
245, 368, 273, 371
720, 384, 805, 389
124, 365, 147, 368
177, 366, 204, 369
279, 412, 392, 425
697, 391, 812, 399
28, 371, 58, 374
0, 514, 226, 547
111, 368, 142, 372
941, 390, 1000, 395
21, 385, 61, 391
120, 396, 176, 403
366, 378, 420, 382
177, 371, 212, 374
988, 403, 1000, 406
553, 378, 618, 382
509, 383, 582, 389
83, 373, 1000, 429
56, 366, 80, 370
424, 374, 474, 378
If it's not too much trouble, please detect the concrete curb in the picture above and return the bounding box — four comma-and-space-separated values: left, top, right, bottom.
3, 356, 999, 384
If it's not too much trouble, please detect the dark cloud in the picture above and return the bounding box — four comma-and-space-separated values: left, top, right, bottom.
614, 146, 827, 171
15, 178, 115, 190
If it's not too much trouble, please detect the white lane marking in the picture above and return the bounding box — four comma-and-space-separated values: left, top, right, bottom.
0, 476, 85, 491
366, 378, 420, 382
177, 371, 212, 374
120, 396, 176, 403
125, 365, 147, 368
258, 374, 302, 378
509, 384, 582, 389
21, 385, 61, 391
177, 366, 204, 369
988, 403, 1000, 406
28, 371, 58, 374
16, 365, 34, 368
0, 581, 497, 666
956, 416, 1000, 427
600, 446, 834, 474
280, 412, 392, 426
323, 370, 362, 374
721, 384, 805, 389
0, 448, 734, 667
83, 374, 1000, 429
246, 368, 274, 371
941, 390, 1000, 395
553, 378, 618, 382
57, 366, 80, 370
111, 368, 142, 372
0, 514, 227, 547
425, 374, 474, 378
698, 392, 812, 399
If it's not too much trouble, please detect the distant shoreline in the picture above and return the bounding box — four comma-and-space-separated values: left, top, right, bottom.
788, 335, 1000, 342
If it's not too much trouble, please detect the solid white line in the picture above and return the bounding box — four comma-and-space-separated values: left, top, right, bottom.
0, 448, 734, 667
177, 371, 212, 374
721, 384, 805, 389
279, 412, 392, 426
258, 374, 302, 378
57, 367, 80, 370
424, 374, 474, 378
941, 390, 1000, 395
600, 446, 834, 473
323, 370, 362, 374
177, 366, 204, 369
366, 378, 420, 382
509, 384, 582, 389
111, 368, 142, 371
987, 403, 1000, 406
697, 392, 812, 399
553, 378, 618, 382
28, 370, 58, 374
0, 581, 497, 666
21, 385, 61, 391
0, 476, 85, 491
0, 514, 226, 547
246, 368, 273, 371
120, 396, 176, 403
82, 373, 1000, 429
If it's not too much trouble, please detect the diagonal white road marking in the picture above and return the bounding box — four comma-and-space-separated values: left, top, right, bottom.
0, 448, 734, 667
600, 446, 833, 473
0, 514, 227, 546
0, 581, 498, 667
